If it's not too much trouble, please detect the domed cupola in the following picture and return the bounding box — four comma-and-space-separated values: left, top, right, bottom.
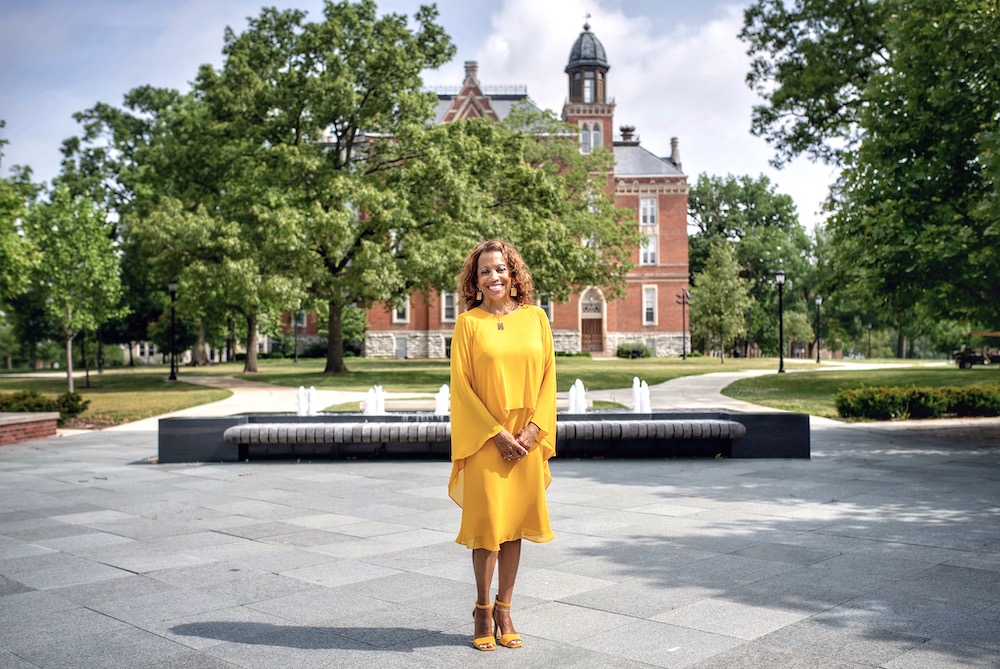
566, 22, 609, 71
565, 22, 609, 104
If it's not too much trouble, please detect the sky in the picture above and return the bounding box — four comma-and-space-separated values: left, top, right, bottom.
0, 0, 838, 230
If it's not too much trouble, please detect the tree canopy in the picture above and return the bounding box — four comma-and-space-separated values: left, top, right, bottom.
61, 0, 637, 374
21, 188, 123, 391
742, 0, 1000, 335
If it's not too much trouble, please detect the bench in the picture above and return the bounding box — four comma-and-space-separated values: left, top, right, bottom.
158, 411, 809, 463
219, 418, 747, 460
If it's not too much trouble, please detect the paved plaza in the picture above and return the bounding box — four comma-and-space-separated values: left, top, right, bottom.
1, 373, 999, 668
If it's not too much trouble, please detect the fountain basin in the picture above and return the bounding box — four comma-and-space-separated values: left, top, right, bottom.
157, 411, 809, 463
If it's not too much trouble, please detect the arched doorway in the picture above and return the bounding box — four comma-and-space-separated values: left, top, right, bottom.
580, 288, 604, 353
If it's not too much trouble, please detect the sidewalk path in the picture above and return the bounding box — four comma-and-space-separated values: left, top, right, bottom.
104, 377, 371, 434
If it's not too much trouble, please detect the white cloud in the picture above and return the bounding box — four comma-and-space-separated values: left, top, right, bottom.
461, 0, 836, 229
0, 0, 836, 229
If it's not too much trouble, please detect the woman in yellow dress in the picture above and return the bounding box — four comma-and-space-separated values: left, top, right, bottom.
449, 239, 556, 651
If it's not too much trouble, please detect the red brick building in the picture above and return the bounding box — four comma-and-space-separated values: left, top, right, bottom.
365, 23, 689, 359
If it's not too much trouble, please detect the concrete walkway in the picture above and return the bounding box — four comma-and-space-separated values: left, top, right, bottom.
2, 371, 999, 668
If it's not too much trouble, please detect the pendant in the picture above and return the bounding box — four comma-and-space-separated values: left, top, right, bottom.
497, 322, 504, 330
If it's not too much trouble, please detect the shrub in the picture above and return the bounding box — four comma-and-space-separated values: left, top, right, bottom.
57, 392, 90, 419
0, 390, 58, 414
0, 390, 89, 424
939, 386, 1000, 417
835, 386, 910, 420
835, 385, 1000, 420
616, 343, 652, 359
905, 388, 947, 419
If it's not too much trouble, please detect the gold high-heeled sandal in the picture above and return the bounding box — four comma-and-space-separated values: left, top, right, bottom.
492, 598, 523, 648
472, 602, 496, 651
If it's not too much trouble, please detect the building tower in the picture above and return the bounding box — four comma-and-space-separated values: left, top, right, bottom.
562, 22, 615, 157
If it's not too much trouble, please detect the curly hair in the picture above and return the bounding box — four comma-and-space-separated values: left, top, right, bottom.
456, 239, 535, 310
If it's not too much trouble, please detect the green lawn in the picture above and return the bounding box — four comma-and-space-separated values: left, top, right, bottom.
0, 368, 230, 424
723, 365, 1000, 418
233, 355, 797, 393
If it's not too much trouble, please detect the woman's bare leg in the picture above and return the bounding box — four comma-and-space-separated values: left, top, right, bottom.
494, 539, 522, 644
472, 548, 498, 644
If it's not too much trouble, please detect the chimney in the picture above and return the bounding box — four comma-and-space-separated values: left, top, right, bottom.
620, 125, 636, 142
463, 61, 479, 87
670, 137, 682, 171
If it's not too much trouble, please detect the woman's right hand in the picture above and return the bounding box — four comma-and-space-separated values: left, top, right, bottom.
493, 429, 527, 461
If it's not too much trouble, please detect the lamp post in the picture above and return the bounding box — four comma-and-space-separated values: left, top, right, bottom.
294, 310, 304, 364
168, 281, 178, 381
867, 322, 873, 359
815, 295, 823, 364
676, 289, 690, 360
775, 270, 786, 373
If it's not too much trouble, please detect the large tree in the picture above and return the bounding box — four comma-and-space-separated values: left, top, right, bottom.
688, 173, 814, 354
0, 124, 41, 310
64, 1, 636, 375
742, 0, 1000, 334
689, 240, 752, 362
741, 0, 891, 168
22, 188, 123, 391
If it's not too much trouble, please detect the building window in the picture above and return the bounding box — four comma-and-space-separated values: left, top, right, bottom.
592, 122, 602, 149
640, 230, 657, 265
393, 297, 410, 324
441, 291, 456, 322
537, 294, 553, 320
640, 197, 657, 225
639, 197, 657, 265
583, 72, 595, 103
643, 286, 657, 325
580, 122, 591, 154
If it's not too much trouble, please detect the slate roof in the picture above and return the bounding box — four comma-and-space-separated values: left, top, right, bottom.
614, 143, 683, 177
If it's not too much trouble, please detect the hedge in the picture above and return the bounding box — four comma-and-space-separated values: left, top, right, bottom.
616, 343, 652, 359
0, 390, 90, 424
835, 385, 1000, 420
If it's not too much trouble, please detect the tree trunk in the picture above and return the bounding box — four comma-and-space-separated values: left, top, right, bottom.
193, 321, 210, 366
243, 313, 259, 373
82, 332, 91, 388
324, 298, 348, 374
65, 333, 74, 393
896, 332, 906, 359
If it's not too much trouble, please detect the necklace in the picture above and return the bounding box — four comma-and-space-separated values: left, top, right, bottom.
481, 303, 515, 330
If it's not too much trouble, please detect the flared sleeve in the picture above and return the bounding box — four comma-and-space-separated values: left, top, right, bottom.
529, 309, 557, 462
450, 313, 504, 463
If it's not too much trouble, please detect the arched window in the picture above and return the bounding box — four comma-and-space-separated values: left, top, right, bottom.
592, 122, 602, 149
580, 122, 591, 154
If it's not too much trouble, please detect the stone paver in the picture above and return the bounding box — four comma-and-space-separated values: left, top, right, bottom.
1, 370, 998, 668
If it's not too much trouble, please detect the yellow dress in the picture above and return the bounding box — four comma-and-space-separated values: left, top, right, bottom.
449, 305, 556, 551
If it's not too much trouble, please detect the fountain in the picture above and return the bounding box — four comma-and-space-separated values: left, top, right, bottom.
296, 386, 307, 416
631, 377, 651, 413
363, 385, 387, 415
567, 378, 588, 413
160, 375, 810, 463
307, 386, 318, 416
433, 384, 450, 416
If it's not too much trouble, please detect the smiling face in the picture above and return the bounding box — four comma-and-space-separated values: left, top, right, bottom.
476, 250, 511, 306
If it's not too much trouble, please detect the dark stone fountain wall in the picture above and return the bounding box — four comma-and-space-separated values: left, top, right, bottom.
158, 411, 810, 463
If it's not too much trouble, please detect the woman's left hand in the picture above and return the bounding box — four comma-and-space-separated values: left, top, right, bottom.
515, 423, 540, 451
